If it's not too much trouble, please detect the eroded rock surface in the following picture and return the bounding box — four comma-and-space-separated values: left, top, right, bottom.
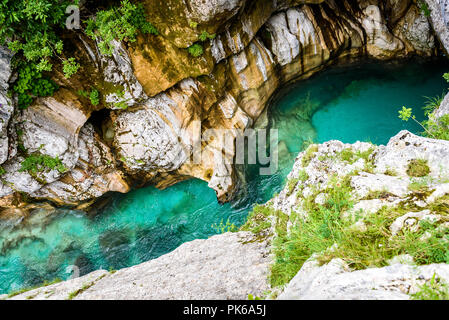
278, 258, 449, 300
5, 232, 270, 300
264, 130, 449, 300
0, 0, 445, 209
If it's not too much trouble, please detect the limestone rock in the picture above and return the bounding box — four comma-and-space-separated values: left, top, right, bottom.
361, 5, 404, 58
424, 0, 449, 53
185, 0, 244, 24
434, 92, 449, 119
97, 39, 147, 107
390, 210, 441, 236
31, 123, 129, 205
278, 258, 449, 300
7, 232, 270, 300
0, 46, 14, 165
393, 5, 435, 55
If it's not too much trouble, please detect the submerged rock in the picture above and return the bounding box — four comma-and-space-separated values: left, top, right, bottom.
6, 232, 270, 300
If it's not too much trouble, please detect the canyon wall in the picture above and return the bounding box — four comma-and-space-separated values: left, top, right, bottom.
0, 0, 441, 214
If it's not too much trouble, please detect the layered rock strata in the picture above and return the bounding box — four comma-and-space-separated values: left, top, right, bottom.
0, 0, 441, 211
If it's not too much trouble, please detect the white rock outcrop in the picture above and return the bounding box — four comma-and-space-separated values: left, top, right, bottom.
5, 232, 270, 300
278, 258, 449, 300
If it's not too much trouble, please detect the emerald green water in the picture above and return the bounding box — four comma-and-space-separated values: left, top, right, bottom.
1, 59, 447, 294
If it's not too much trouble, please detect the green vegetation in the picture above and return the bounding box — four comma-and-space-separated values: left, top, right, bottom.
1, 0, 82, 106
188, 43, 204, 57
67, 282, 94, 300
301, 144, 318, 167
212, 219, 238, 233
242, 162, 449, 289
77, 88, 100, 106
1, 0, 73, 73
411, 273, 449, 300
7, 278, 61, 298
199, 31, 216, 41
114, 101, 129, 110
337, 147, 374, 165
423, 114, 449, 141
269, 176, 354, 287
240, 204, 273, 236
89, 89, 100, 106
19, 153, 67, 175
62, 57, 80, 79
398, 74, 449, 141
67, 274, 107, 300
189, 20, 198, 29
286, 170, 308, 196
86, 0, 158, 56
187, 30, 215, 57
406, 159, 430, 177
418, 1, 431, 17
13, 63, 59, 109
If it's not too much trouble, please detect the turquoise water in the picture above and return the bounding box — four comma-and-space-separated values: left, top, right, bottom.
1, 58, 448, 294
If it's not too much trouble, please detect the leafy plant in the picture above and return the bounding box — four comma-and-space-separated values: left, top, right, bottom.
0, 0, 73, 71
411, 273, 449, 300
13, 63, 58, 109
418, 1, 431, 17
85, 0, 158, 56
19, 153, 67, 175
398, 106, 439, 139
189, 20, 198, 29
212, 219, 238, 233
62, 57, 80, 79
199, 31, 215, 41
188, 43, 203, 57
89, 89, 100, 106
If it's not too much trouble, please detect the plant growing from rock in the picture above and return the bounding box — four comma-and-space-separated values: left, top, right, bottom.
85, 0, 158, 56
13, 63, 59, 109
406, 159, 430, 177
412, 273, 449, 300
19, 153, 67, 175
188, 43, 204, 57
89, 88, 100, 106
62, 58, 80, 79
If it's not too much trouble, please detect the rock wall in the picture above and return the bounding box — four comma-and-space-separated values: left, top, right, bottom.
0, 0, 442, 212
7, 129, 449, 300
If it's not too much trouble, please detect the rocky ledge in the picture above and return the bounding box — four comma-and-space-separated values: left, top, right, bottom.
5, 126, 449, 300
0, 0, 446, 214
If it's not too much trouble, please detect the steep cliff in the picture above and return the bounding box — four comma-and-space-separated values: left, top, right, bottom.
0, 0, 442, 214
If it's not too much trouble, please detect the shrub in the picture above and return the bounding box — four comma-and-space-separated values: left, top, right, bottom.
1, 0, 80, 85
62, 58, 80, 79
199, 31, 216, 41
86, 0, 158, 56
13, 63, 58, 109
188, 43, 203, 57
